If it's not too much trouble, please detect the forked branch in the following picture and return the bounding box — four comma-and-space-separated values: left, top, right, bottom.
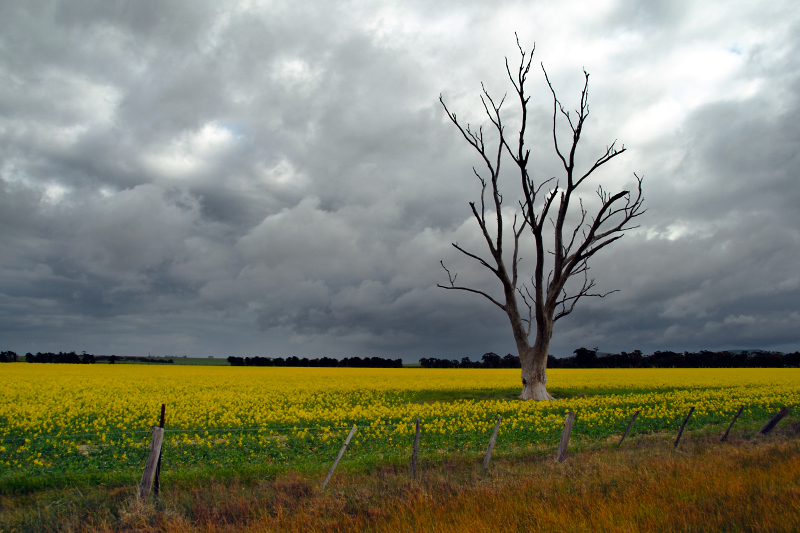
438, 260, 506, 311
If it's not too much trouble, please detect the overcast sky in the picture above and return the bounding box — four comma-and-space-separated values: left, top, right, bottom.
2, 0, 799, 361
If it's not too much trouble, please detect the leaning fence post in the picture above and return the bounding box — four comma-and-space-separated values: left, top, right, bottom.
618, 410, 640, 447
674, 406, 695, 448
137, 425, 165, 501
153, 404, 165, 497
482, 415, 502, 472
321, 425, 357, 489
556, 411, 576, 463
411, 418, 421, 478
720, 405, 744, 442
759, 407, 790, 436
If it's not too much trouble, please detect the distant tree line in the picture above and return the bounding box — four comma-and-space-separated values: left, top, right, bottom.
420, 352, 523, 368
1, 351, 19, 363
17, 351, 96, 364
5, 348, 798, 368
0, 351, 174, 364
96, 355, 174, 364
227, 356, 403, 368
420, 348, 800, 369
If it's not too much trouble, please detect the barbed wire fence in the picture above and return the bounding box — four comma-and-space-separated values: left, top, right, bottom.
1, 402, 798, 500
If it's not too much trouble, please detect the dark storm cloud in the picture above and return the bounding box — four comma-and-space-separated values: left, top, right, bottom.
1, 0, 798, 359
551, 38, 800, 355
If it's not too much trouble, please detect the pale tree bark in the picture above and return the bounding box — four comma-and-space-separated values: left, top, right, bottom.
439, 36, 645, 400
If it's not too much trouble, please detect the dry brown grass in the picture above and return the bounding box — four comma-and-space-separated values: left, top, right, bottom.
3, 432, 799, 532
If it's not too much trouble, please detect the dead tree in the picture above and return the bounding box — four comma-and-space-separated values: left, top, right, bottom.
439, 37, 644, 400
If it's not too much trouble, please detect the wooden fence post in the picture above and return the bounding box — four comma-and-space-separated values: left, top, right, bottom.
482, 415, 502, 472
618, 410, 639, 447
556, 412, 576, 463
411, 418, 420, 478
720, 405, 744, 442
154, 404, 165, 497
759, 407, 790, 436
137, 426, 165, 501
321, 425, 357, 489
674, 406, 695, 448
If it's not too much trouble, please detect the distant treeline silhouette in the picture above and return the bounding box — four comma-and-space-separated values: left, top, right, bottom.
5, 348, 799, 368
420, 348, 800, 369
0, 351, 174, 364
19, 351, 95, 364
227, 355, 403, 368
1, 351, 20, 363
420, 352, 522, 368
95, 355, 174, 364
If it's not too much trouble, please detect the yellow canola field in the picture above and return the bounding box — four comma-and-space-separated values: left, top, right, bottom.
1, 364, 798, 475
2, 365, 799, 435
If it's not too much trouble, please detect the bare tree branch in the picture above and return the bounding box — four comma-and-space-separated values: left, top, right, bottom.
511, 213, 526, 289
517, 284, 535, 337
450, 241, 499, 277
438, 261, 506, 311
554, 269, 619, 322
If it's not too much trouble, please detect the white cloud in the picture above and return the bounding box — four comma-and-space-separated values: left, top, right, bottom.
143, 122, 238, 179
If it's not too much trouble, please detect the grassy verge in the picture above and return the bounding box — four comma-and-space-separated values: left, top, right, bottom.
2, 427, 798, 532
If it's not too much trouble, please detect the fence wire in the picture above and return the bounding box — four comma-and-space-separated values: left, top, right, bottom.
2, 402, 797, 481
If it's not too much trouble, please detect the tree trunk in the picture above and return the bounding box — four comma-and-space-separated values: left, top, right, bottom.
516, 308, 555, 400
508, 299, 554, 401
520, 348, 553, 400
520, 341, 554, 401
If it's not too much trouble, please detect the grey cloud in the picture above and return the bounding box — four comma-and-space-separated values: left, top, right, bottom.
1, 0, 799, 360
